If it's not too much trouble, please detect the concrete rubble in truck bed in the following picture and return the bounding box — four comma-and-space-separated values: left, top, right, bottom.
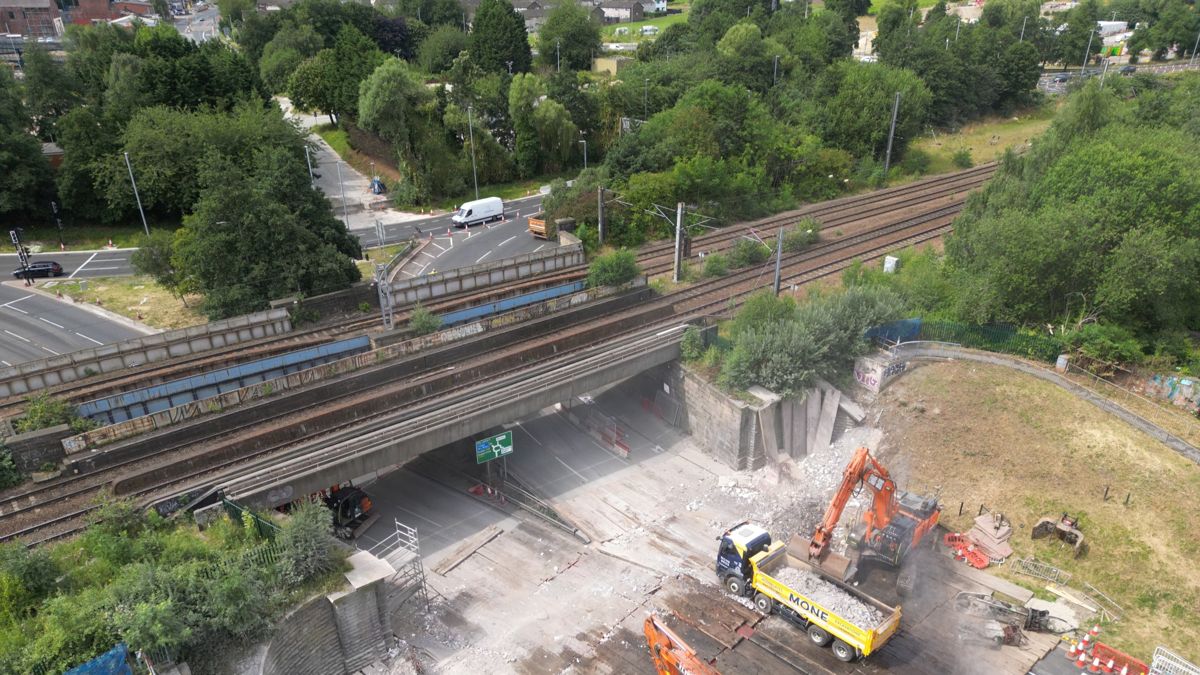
771, 565, 885, 629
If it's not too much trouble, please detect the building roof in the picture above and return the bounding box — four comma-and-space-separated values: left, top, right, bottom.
0, 0, 53, 8
600, 0, 641, 8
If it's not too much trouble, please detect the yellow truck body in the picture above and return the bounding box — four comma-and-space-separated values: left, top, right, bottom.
749, 536, 901, 658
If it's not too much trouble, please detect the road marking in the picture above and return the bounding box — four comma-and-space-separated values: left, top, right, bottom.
554, 455, 588, 484
40, 345, 60, 355
92, 258, 127, 263
4, 330, 30, 343
75, 332, 103, 345
38, 317, 64, 329
394, 505, 446, 529
475, 251, 492, 264
80, 266, 122, 272
416, 263, 429, 275
429, 242, 446, 252
0, 360, 9, 367
0, 294, 32, 308
68, 251, 99, 279
498, 235, 517, 247
533, 244, 546, 253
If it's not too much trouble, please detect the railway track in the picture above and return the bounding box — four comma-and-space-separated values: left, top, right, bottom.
0, 168, 989, 544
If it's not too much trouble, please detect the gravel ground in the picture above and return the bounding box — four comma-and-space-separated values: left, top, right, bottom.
771, 566, 885, 629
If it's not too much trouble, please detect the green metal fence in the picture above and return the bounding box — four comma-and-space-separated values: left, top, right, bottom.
222, 497, 281, 540
913, 321, 1063, 363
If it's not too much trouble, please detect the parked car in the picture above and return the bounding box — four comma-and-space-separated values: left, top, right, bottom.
1052, 72, 1073, 83
1120, 65, 1137, 75
11, 261, 64, 279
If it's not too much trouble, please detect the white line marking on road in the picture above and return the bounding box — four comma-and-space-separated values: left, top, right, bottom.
395, 505, 445, 528
533, 244, 546, 253
498, 235, 516, 247
0, 294, 33, 308
81, 266, 122, 271
418, 251, 436, 260
38, 317, 64, 329
554, 455, 588, 484
4, 330, 30, 343
514, 422, 543, 446
0, 360, 9, 367
92, 258, 127, 263
475, 251, 492, 264
68, 251, 99, 279
416, 263, 429, 275
75, 332, 103, 345
2, 305, 28, 314
429, 242, 446, 252
40, 345, 60, 355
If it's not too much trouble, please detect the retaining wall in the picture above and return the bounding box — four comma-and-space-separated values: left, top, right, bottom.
0, 309, 292, 400
382, 243, 584, 305
5, 423, 70, 472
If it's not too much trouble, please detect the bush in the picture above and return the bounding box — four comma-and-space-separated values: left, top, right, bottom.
0, 445, 21, 490
409, 303, 442, 336
782, 218, 822, 252
702, 253, 729, 278
1064, 323, 1144, 370
729, 239, 771, 268
680, 326, 705, 361
898, 148, 932, 175
586, 249, 640, 288
14, 393, 95, 434
952, 147, 974, 168
730, 291, 796, 339
278, 500, 338, 587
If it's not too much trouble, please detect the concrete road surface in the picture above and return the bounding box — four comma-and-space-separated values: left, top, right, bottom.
174, 5, 220, 42
0, 283, 148, 367
0, 249, 136, 280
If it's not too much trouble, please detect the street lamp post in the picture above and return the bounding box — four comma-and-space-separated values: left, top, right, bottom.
773, 55, 780, 86
1191, 27, 1200, 66
556, 39, 561, 72
1082, 28, 1094, 70
335, 161, 350, 229
467, 105, 479, 200
1019, 16, 1028, 42
643, 78, 648, 119
579, 139, 587, 169
123, 152, 150, 236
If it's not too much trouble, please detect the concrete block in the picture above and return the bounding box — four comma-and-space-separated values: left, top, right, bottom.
805, 389, 821, 452
811, 387, 841, 454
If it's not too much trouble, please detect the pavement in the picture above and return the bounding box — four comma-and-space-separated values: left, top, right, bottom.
0, 281, 149, 368
173, 5, 220, 43
0, 249, 136, 279
389, 199, 551, 279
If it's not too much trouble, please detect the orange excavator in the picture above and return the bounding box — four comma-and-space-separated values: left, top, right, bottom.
643, 615, 721, 675
801, 446, 941, 596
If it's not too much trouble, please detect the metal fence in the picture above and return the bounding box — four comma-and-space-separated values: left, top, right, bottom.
912, 320, 1062, 362
222, 497, 281, 540
1151, 646, 1200, 675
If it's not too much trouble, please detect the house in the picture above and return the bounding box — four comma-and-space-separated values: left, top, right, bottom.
0, 0, 60, 38
597, 0, 642, 23
522, 5, 546, 31
639, 0, 666, 14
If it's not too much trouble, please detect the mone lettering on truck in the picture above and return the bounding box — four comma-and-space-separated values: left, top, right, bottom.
788, 593, 829, 623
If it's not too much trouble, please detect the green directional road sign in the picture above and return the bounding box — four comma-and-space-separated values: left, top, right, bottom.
475, 430, 514, 464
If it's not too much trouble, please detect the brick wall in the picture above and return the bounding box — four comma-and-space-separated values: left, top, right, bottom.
261, 596, 344, 675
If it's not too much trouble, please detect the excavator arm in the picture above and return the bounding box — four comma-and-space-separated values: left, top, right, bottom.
808, 447, 898, 560
644, 615, 721, 675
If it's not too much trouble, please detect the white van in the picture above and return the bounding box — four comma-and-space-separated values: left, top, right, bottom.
451, 197, 504, 228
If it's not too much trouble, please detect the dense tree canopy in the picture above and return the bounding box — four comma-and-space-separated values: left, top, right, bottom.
470, 0, 532, 74
536, 2, 602, 72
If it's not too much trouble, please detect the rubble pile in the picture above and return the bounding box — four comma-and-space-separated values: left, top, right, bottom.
771, 566, 885, 629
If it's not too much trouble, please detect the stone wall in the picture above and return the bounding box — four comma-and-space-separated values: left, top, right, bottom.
661, 363, 765, 470
261, 597, 344, 675
4, 423, 70, 472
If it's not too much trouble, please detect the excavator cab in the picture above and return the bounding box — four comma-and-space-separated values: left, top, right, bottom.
716, 522, 772, 596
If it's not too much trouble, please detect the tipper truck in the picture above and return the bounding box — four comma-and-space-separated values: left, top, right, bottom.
717, 522, 901, 662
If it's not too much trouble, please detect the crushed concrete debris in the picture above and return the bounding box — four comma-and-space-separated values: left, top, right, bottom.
771, 566, 884, 629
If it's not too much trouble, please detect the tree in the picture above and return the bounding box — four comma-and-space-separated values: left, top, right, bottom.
258, 23, 323, 93
418, 25, 469, 74
131, 230, 188, 303
537, 1, 601, 72
372, 14, 414, 58
469, 0, 531, 74
809, 60, 931, 159
0, 128, 53, 218
409, 303, 442, 334
22, 44, 81, 141
289, 50, 341, 123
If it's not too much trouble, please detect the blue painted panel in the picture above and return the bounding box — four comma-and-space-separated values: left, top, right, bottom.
439, 281, 586, 327
78, 335, 371, 423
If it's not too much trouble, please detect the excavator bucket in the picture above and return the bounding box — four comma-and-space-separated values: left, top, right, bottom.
792, 536, 855, 582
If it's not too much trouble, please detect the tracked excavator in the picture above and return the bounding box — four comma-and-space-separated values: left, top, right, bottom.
643, 615, 721, 675
800, 446, 941, 595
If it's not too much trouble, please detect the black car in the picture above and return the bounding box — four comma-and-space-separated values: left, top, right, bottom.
1052, 72, 1073, 83
11, 261, 65, 279
1120, 65, 1137, 75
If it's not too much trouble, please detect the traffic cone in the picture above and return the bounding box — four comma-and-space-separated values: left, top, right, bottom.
1088, 657, 1103, 674
1103, 659, 1115, 674
60, 242, 65, 251
1074, 650, 1089, 669
56, 291, 62, 299
1118, 666, 1128, 675
1080, 634, 1091, 652
1088, 625, 1101, 639
1065, 643, 1080, 661
107, 238, 114, 248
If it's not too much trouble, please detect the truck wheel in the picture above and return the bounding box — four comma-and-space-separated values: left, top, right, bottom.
807, 625, 832, 647
831, 640, 857, 662
753, 593, 773, 614
725, 576, 747, 597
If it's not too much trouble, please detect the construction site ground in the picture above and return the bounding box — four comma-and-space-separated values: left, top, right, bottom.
874, 360, 1200, 663
378, 376, 1070, 674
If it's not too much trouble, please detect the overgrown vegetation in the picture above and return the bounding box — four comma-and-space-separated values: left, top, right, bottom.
408, 303, 443, 335
0, 498, 346, 673
0, 444, 22, 490
586, 249, 641, 288
14, 393, 97, 435
846, 74, 1200, 373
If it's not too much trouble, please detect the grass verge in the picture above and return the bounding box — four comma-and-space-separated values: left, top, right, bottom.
355, 242, 414, 279
601, 6, 688, 43
878, 360, 1200, 662
14, 225, 167, 251
314, 124, 404, 187
433, 175, 565, 212
909, 103, 1058, 174
41, 275, 206, 330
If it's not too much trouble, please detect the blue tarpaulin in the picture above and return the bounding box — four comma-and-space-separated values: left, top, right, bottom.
66, 643, 132, 675
865, 318, 922, 345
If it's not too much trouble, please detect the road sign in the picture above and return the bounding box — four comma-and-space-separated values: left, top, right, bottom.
475, 430, 514, 464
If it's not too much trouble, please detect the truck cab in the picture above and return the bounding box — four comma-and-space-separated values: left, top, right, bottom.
716, 521, 772, 596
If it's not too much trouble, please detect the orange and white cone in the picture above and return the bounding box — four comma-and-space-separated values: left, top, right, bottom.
1074, 650, 1089, 669
1089, 625, 1101, 639
1080, 634, 1092, 652
1066, 643, 1080, 661
1103, 659, 1115, 674
1087, 657, 1103, 674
